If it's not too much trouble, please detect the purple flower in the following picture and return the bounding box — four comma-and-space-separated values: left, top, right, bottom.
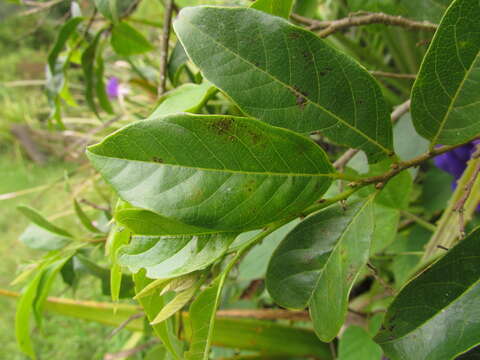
433, 140, 480, 211
107, 77, 120, 99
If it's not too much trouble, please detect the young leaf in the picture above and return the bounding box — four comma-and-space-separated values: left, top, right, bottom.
95, 51, 114, 114
73, 199, 102, 233
134, 272, 184, 360
184, 278, 224, 360
94, 0, 131, 22
174, 7, 393, 162
338, 326, 383, 360
150, 81, 216, 117
266, 197, 376, 341
111, 22, 154, 56
151, 279, 201, 325
17, 205, 72, 238
411, 0, 480, 146
119, 233, 236, 279
81, 30, 102, 116
87, 114, 334, 231
375, 227, 480, 360
250, 0, 294, 19
47, 17, 83, 73
20, 224, 71, 251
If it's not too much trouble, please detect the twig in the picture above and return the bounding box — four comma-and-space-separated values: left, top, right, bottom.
108, 313, 144, 339
367, 263, 396, 296
292, 12, 438, 38
80, 198, 110, 212
370, 71, 416, 80
400, 211, 436, 232
454, 145, 480, 237
158, 0, 175, 97
391, 99, 411, 123
20, 0, 64, 16
3, 80, 46, 87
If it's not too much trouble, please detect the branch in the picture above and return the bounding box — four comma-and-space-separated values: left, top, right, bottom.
292, 12, 438, 38
158, 0, 175, 97
216, 309, 309, 321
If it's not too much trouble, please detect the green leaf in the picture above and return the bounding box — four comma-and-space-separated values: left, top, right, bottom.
16, 256, 71, 359
150, 81, 216, 117
111, 21, 154, 56
17, 205, 72, 238
174, 7, 393, 162
87, 113, 334, 231
96, 51, 114, 114
151, 279, 201, 325
250, 0, 294, 19
370, 204, 400, 255
47, 17, 83, 73
184, 278, 224, 360
20, 224, 71, 251
266, 197, 376, 341
119, 233, 236, 279
338, 326, 383, 360
168, 42, 189, 86
399, 0, 452, 22
411, 0, 480, 146
74, 199, 102, 233
375, 227, 480, 360
106, 224, 131, 302
94, 0, 131, 22
115, 205, 212, 235
81, 31, 102, 116
134, 272, 184, 360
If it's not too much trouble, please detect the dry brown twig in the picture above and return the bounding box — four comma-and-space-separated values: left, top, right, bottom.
370, 71, 416, 80
292, 12, 437, 38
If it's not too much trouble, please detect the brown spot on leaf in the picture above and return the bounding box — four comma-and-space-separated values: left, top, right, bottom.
210, 117, 234, 135
152, 157, 163, 163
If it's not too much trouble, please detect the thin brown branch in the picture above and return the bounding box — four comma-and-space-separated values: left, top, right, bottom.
294, 12, 438, 38
108, 313, 144, 339
454, 145, 480, 237
371, 71, 416, 80
79, 198, 110, 212
158, 0, 175, 97
21, 0, 64, 16
391, 99, 411, 123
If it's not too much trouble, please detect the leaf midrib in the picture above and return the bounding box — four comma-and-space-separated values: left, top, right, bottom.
431, 51, 480, 146
88, 151, 338, 179
178, 9, 391, 155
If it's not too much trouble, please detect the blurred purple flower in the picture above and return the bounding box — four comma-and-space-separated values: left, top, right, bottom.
107, 77, 120, 99
433, 140, 480, 210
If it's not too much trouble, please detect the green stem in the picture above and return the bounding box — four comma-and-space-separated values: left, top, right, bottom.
401, 210, 436, 232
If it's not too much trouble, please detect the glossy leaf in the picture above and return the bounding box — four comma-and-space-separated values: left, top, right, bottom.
119, 233, 236, 279
174, 7, 393, 162
338, 326, 383, 360
111, 22, 154, 56
150, 81, 216, 117
87, 113, 334, 231
17, 205, 72, 238
375, 227, 480, 360
411, 0, 480, 146
266, 197, 375, 341
47, 17, 83, 73
20, 224, 70, 251
250, 0, 294, 19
